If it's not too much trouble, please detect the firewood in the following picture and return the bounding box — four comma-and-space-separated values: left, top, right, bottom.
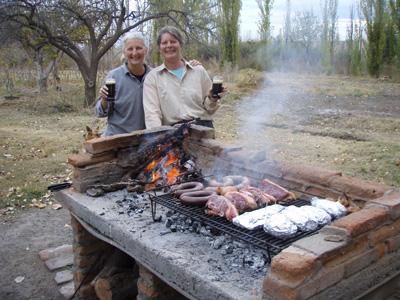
94, 272, 138, 300
91, 248, 139, 300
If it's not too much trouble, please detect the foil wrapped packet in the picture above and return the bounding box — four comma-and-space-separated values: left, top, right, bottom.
300, 205, 332, 226
311, 197, 347, 219
263, 213, 298, 239
281, 206, 319, 232
233, 204, 285, 230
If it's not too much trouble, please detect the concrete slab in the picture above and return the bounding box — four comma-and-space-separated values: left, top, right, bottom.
38, 244, 72, 261
55, 269, 73, 285
45, 254, 74, 271
59, 281, 75, 299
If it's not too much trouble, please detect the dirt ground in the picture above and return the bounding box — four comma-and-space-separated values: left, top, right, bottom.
0, 200, 72, 300
0, 72, 399, 299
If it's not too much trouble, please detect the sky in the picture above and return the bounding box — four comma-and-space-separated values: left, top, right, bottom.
241, 0, 358, 41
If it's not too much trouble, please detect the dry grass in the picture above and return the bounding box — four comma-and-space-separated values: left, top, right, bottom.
1, 70, 399, 212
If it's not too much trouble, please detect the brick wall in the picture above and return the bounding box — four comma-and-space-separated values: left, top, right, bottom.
67, 126, 399, 300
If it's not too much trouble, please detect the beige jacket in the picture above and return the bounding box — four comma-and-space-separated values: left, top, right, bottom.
143, 60, 220, 128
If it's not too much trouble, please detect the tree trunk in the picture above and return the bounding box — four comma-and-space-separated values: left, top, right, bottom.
83, 64, 99, 107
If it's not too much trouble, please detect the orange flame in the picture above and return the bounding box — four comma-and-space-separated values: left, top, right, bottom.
166, 166, 181, 185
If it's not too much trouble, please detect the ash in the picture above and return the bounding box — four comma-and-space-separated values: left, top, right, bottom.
163, 209, 271, 277
97, 189, 151, 216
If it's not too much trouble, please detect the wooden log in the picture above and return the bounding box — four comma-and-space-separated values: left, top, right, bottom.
94, 272, 138, 300
92, 248, 139, 300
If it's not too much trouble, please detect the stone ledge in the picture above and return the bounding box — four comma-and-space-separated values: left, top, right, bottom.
68, 151, 115, 168
199, 138, 242, 157
366, 192, 400, 220
269, 246, 319, 286
84, 127, 172, 154
188, 124, 215, 140
282, 163, 342, 187
369, 218, 400, 246
331, 206, 388, 238
329, 176, 393, 200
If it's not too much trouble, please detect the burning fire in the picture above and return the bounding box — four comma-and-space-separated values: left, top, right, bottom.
139, 144, 189, 190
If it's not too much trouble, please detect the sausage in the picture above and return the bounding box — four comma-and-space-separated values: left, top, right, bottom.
220, 186, 238, 196
171, 182, 204, 197
223, 176, 250, 189
208, 177, 234, 187
180, 190, 217, 206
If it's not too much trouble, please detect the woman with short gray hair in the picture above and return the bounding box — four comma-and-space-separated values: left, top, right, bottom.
95, 32, 151, 136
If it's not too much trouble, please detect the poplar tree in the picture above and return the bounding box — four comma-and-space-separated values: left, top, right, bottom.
346, 5, 363, 75
389, 0, 400, 69
321, 0, 338, 74
219, 0, 241, 66
256, 0, 274, 71
360, 0, 387, 78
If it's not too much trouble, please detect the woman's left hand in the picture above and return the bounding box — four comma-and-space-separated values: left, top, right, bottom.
189, 60, 202, 67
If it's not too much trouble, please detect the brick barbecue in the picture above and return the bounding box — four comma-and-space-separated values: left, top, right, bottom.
54, 125, 400, 300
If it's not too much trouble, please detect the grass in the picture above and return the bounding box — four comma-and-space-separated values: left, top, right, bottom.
1, 70, 399, 214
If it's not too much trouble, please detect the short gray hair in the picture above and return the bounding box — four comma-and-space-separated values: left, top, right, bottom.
156, 26, 184, 47
121, 32, 148, 50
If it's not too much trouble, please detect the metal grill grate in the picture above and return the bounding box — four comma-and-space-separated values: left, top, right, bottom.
146, 192, 322, 261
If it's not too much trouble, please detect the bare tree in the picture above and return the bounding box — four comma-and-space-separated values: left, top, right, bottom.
0, 0, 214, 106
290, 8, 321, 61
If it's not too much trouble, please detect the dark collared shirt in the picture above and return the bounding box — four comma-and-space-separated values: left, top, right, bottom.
95, 63, 152, 136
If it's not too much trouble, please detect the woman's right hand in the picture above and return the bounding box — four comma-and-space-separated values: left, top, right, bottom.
99, 86, 109, 110
99, 85, 109, 101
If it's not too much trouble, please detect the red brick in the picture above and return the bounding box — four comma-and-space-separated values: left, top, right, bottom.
331, 206, 388, 238
262, 275, 299, 300
73, 163, 123, 180
282, 163, 342, 187
188, 124, 215, 140
68, 152, 115, 168
72, 178, 88, 193
71, 216, 84, 231
137, 281, 174, 298
73, 240, 108, 256
199, 139, 242, 157
376, 242, 387, 258
269, 248, 319, 286
251, 159, 284, 179
323, 236, 368, 267
303, 186, 340, 201
225, 149, 253, 164
366, 192, 400, 220
329, 176, 392, 200
387, 235, 400, 253
74, 255, 99, 268
297, 265, 345, 299
74, 230, 98, 244
38, 244, 72, 261
370, 219, 400, 246
73, 269, 97, 283
344, 248, 379, 278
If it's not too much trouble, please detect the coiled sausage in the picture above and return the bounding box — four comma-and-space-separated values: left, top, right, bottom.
180, 190, 217, 206
171, 182, 204, 197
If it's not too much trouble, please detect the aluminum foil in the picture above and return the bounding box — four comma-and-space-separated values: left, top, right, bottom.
311, 197, 347, 219
232, 204, 285, 230
281, 206, 319, 232
263, 213, 298, 239
300, 205, 332, 226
